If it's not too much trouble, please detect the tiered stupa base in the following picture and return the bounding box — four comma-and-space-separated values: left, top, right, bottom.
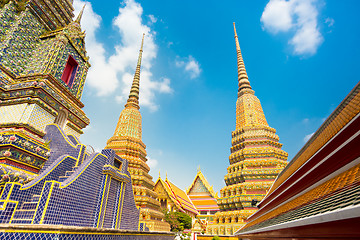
207, 209, 256, 235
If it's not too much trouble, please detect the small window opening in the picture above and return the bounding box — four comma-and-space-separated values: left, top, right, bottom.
114, 159, 122, 169
61, 55, 78, 87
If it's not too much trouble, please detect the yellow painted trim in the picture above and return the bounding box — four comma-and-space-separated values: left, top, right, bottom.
97, 175, 108, 228
67, 134, 80, 145
5, 183, 15, 201
117, 183, 126, 228
60, 153, 106, 188
81, 145, 86, 164
31, 182, 48, 224
47, 124, 76, 148
0, 200, 18, 211
3, 229, 172, 236
21, 156, 77, 190
39, 181, 56, 224
8, 201, 19, 224
75, 144, 84, 166
115, 182, 124, 228
100, 177, 112, 228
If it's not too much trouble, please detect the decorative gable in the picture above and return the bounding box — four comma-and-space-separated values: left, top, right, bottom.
189, 177, 210, 195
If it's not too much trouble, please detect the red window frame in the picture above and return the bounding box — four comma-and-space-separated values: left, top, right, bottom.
61, 55, 78, 87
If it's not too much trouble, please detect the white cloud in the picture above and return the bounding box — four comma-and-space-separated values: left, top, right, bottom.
147, 156, 158, 168
304, 132, 314, 142
148, 14, 157, 23
302, 118, 309, 124
175, 55, 202, 79
73, 0, 172, 111
325, 17, 334, 27
261, 0, 324, 56
261, 0, 293, 33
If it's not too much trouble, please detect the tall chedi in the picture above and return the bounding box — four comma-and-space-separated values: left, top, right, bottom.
207, 23, 288, 236
105, 34, 170, 232
0, 1, 89, 185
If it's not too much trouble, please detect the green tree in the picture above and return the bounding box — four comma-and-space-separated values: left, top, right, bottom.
212, 236, 221, 240
162, 209, 192, 232
175, 211, 192, 230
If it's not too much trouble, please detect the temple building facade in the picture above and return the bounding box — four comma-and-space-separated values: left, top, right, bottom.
187, 168, 220, 233
0, 0, 90, 182
105, 34, 170, 232
206, 23, 288, 235
154, 175, 198, 218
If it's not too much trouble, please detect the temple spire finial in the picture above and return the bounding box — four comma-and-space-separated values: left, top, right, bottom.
75, 4, 86, 24
125, 33, 145, 109
233, 22, 253, 96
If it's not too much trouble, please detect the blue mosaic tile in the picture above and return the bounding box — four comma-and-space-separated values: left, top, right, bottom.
0, 124, 140, 230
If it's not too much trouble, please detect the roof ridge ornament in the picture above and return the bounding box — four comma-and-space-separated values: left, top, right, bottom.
75, 4, 86, 24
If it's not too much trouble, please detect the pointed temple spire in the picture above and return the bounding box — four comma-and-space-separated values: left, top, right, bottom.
125, 33, 145, 110
105, 33, 170, 231
233, 22, 253, 96
75, 4, 86, 24
206, 23, 288, 235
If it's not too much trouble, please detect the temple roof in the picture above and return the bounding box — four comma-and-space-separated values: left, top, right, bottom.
186, 169, 219, 212
155, 177, 199, 215
187, 169, 218, 198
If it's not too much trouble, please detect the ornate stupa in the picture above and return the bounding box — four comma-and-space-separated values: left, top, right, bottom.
0, 1, 89, 185
105, 34, 170, 232
207, 23, 288, 235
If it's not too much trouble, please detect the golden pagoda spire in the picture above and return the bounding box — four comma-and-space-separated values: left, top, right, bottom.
233, 22, 253, 96
125, 33, 145, 110
75, 4, 86, 24
105, 33, 170, 231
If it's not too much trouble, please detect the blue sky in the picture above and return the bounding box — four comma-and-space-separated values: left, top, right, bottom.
74, 0, 360, 193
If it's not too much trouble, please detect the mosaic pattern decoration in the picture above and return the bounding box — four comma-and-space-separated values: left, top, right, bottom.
0, 1, 89, 175
0, 225, 174, 240
105, 35, 170, 232
206, 23, 288, 236
0, 124, 139, 230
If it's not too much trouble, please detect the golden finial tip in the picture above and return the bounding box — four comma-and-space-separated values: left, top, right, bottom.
75, 4, 86, 23
233, 22, 238, 37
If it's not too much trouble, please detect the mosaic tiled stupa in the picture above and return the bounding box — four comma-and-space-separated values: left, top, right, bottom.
105, 34, 170, 232
207, 23, 288, 235
0, 1, 89, 181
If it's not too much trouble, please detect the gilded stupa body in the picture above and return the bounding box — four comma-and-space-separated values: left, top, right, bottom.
207, 24, 288, 235
105, 34, 170, 232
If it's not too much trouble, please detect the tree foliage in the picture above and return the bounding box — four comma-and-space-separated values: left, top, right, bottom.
211, 236, 221, 240
162, 209, 192, 232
